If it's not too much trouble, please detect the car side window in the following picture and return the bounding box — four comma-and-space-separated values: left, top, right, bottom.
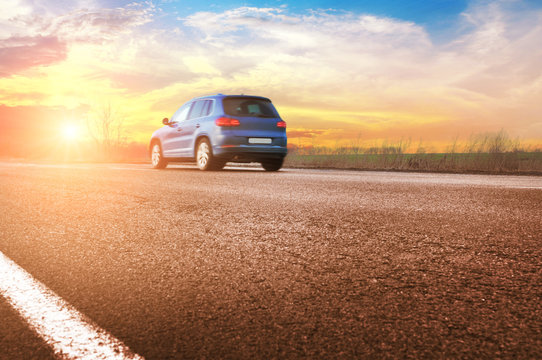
171, 103, 192, 123
204, 100, 214, 116
187, 100, 207, 120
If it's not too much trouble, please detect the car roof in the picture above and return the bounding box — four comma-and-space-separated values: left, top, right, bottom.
188, 94, 272, 102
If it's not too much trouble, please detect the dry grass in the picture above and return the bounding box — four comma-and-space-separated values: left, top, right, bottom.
285, 131, 542, 174
284, 152, 542, 174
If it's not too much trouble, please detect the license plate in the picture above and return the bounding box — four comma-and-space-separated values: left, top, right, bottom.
248, 138, 272, 144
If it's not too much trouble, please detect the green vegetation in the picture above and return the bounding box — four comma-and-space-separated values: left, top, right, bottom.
285, 131, 542, 174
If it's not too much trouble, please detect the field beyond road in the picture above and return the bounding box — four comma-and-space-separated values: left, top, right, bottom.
0, 163, 541, 359
284, 152, 542, 175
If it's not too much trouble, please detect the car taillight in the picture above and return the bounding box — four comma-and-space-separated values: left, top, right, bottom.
215, 117, 240, 127
277, 121, 286, 128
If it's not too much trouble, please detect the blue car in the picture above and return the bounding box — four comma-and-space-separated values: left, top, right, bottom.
149, 94, 287, 171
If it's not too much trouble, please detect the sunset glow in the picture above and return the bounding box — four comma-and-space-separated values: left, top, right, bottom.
1, 0, 541, 159
62, 124, 79, 141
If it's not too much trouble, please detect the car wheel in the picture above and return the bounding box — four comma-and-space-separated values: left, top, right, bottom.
151, 143, 168, 169
196, 138, 224, 171
261, 158, 283, 171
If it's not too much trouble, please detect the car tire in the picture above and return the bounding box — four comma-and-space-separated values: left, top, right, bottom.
261, 158, 283, 171
196, 138, 224, 171
151, 143, 168, 169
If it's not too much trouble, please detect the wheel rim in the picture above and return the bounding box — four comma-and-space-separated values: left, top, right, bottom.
197, 142, 210, 169
152, 144, 161, 166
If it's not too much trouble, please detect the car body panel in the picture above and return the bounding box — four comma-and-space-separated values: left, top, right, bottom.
150, 94, 287, 165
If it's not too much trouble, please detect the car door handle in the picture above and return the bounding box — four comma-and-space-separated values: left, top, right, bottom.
196, 124, 200, 128
176, 128, 182, 132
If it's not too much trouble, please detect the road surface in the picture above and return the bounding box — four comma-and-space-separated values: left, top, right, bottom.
1, 162, 541, 359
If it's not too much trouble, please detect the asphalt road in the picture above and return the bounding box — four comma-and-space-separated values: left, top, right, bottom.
1, 162, 541, 359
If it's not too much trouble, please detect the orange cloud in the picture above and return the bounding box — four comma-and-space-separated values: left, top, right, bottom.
0, 36, 66, 76
287, 129, 327, 138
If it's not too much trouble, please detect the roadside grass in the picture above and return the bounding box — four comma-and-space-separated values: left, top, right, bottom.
285, 131, 542, 174
284, 152, 542, 174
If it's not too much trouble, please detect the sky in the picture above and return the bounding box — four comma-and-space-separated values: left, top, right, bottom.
1, 0, 542, 157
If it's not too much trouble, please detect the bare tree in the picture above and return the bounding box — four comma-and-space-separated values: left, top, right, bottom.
86, 104, 126, 160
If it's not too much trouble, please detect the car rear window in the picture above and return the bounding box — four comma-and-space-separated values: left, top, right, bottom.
223, 97, 279, 118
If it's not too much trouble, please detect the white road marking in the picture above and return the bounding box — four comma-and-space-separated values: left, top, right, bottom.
0, 251, 144, 360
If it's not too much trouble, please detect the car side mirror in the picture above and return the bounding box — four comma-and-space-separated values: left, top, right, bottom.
162, 117, 169, 125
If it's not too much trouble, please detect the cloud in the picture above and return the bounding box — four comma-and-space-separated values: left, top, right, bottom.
0, 36, 67, 76
182, 7, 429, 91
287, 129, 327, 138
0, 2, 154, 77
25, 4, 155, 43
184, 6, 430, 63
447, 0, 542, 99
4, 1, 153, 39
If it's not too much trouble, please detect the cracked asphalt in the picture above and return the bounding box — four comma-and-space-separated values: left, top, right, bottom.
0, 162, 541, 359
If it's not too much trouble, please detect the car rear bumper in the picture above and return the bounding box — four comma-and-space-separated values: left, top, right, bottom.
213, 145, 287, 162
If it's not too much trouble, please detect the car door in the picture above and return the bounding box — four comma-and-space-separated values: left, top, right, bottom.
176, 100, 207, 157
162, 102, 193, 157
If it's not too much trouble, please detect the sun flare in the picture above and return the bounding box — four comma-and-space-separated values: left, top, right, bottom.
62, 124, 79, 141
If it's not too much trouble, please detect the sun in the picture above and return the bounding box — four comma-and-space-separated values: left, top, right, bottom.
62, 124, 79, 141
